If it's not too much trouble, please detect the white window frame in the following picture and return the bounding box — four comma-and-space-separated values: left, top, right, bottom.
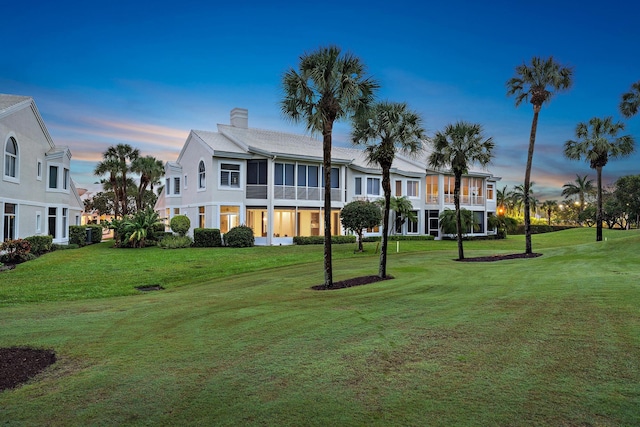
174, 177, 181, 195
219, 161, 242, 190
198, 160, 206, 190
366, 177, 381, 196
4, 136, 19, 183
407, 180, 419, 198
37, 159, 43, 181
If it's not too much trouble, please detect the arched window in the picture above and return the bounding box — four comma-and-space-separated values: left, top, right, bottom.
4, 137, 18, 178
198, 160, 206, 189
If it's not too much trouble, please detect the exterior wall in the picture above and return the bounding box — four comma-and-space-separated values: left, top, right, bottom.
1, 100, 82, 243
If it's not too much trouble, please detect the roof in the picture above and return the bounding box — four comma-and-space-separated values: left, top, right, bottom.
0, 94, 32, 118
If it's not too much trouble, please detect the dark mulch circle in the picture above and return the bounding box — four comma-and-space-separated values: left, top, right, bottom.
0, 347, 56, 392
312, 275, 394, 290
456, 253, 543, 262
136, 285, 165, 291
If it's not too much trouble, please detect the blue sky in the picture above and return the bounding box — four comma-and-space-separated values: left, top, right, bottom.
2, 0, 639, 199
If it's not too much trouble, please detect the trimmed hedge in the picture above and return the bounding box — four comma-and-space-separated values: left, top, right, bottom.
69, 226, 87, 246
512, 225, 576, 235
224, 225, 255, 248
25, 235, 53, 255
193, 228, 223, 247
86, 224, 103, 243
170, 215, 191, 236
362, 235, 435, 242
293, 235, 357, 245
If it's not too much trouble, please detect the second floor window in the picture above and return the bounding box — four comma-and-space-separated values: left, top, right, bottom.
355, 177, 362, 195
174, 177, 181, 194
367, 177, 380, 196
49, 166, 58, 189
220, 163, 240, 187
198, 161, 206, 188
247, 160, 267, 185
275, 163, 295, 186
4, 137, 18, 178
407, 180, 419, 198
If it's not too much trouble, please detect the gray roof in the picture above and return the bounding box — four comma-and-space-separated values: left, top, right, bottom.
0, 94, 32, 117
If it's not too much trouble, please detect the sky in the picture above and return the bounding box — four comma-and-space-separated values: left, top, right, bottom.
2, 0, 639, 200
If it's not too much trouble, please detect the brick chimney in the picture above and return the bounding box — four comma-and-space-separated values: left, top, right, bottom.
230, 108, 248, 128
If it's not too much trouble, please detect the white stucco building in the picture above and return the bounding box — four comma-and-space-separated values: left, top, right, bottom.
155, 108, 499, 245
1, 94, 83, 244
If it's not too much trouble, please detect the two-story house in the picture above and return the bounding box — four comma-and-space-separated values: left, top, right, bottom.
155, 108, 499, 245
1, 94, 83, 244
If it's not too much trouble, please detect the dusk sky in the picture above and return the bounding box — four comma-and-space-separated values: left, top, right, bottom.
2, 0, 639, 199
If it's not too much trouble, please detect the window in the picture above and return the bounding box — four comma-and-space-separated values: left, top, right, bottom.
473, 211, 484, 233
487, 183, 494, 200
220, 206, 239, 233
62, 208, 68, 238
221, 163, 240, 187
198, 161, 206, 188
274, 163, 295, 186
407, 180, 419, 198
308, 166, 318, 187
443, 176, 455, 204
366, 177, 380, 196
48, 207, 57, 238
4, 137, 18, 179
3, 203, 16, 241
36, 212, 42, 233
395, 180, 402, 197
321, 167, 340, 189
165, 178, 170, 194
296, 165, 320, 187
63, 168, 70, 190
408, 211, 419, 233
354, 177, 362, 195
37, 160, 42, 180
199, 206, 205, 229
49, 166, 58, 189
184, 174, 188, 189
247, 160, 267, 185
174, 177, 181, 194
426, 175, 439, 204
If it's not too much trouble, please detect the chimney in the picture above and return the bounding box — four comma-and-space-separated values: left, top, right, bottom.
230, 108, 248, 128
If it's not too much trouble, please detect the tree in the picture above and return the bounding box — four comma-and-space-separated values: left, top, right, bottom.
389, 196, 418, 234
352, 102, 425, 277
94, 144, 140, 217
564, 117, 635, 241
613, 175, 640, 227
511, 183, 538, 216
561, 174, 594, 218
94, 158, 122, 218
439, 208, 476, 236
540, 200, 558, 225
507, 56, 573, 254
123, 208, 163, 248
620, 80, 640, 118
131, 155, 165, 211
281, 46, 378, 288
340, 200, 382, 252
428, 121, 494, 260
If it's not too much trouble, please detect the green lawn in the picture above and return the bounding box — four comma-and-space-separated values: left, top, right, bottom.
1, 228, 639, 426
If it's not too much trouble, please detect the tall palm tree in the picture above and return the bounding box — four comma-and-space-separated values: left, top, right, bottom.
428, 121, 494, 260
507, 56, 573, 254
564, 117, 636, 241
94, 158, 121, 218
561, 174, 594, 217
352, 102, 425, 278
620, 80, 640, 118
281, 46, 378, 288
95, 144, 140, 217
496, 185, 509, 216
512, 183, 537, 216
131, 155, 165, 211
541, 200, 558, 225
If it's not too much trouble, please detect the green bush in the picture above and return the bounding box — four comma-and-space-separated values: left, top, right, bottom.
170, 215, 191, 237
157, 235, 193, 249
86, 224, 103, 243
0, 239, 32, 263
293, 235, 357, 245
51, 243, 80, 251
193, 228, 222, 247
362, 235, 434, 242
224, 225, 255, 248
513, 225, 576, 235
24, 235, 53, 255
69, 226, 87, 246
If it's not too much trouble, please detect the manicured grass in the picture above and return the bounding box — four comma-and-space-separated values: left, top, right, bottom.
1, 228, 639, 425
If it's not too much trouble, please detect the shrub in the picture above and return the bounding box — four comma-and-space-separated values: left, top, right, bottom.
362, 235, 434, 242
24, 235, 53, 255
170, 215, 191, 237
0, 239, 32, 263
193, 228, 222, 247
224, 225, 254, 248
157, 235, 193, 249
69, 226, 87, 246
293, 235, 357, 245
51, 243, 80, 251
86, 224, 103, 243
513, 225, 575, 235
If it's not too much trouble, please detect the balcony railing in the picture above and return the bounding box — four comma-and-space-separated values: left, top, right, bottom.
274, 185, 341, 202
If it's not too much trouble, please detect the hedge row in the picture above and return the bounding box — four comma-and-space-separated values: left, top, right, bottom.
293, 235, 357, 245
193, 228, 223, 247
69, 225, 104, 246
362, 235, 435, 242
512, 225, 576, 235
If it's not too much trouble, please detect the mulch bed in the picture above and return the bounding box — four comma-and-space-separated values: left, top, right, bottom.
456, 253, 543, 262
312, 275, 394, 290
0, 347, 56, 392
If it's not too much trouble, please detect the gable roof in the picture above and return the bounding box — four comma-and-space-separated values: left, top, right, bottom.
0, 94, 56, 150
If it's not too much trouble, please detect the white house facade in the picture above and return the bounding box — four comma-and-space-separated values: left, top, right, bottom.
0, 94, 83, 244
155, 108, 499, 245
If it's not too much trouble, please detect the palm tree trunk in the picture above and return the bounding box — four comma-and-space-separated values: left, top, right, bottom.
596, 166, 603, 242
322, 122, 334, 288
454, 173, 464, 260
379, 166, 391, 278
524, 106, 540, 254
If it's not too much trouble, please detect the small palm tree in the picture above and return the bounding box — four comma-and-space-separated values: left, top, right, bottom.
131, 155, 165, 211
620, 81, 640, 118
352, 101, 425, 277
561, 174, 594, 218
541, 200, 558, 225
507, 56, 573, 254
564, 117, 636, 241
439, 208, 477, 236
428, 121, 494, 260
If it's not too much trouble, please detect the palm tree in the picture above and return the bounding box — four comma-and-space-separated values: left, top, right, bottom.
512, 183, 537, 216
620, 80, 640, 118
561, 174, 594, 218
281, 46, 378, 288
95, 144, 140, 217
352, 102, 425, 277
94, 158, 121, 218
564, 117, 636, 241
541, 200, 558, 225
131, 155, 165, 211
507, 56, 573, 254
496, 185, 509, 216
428, 121, 494, 260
